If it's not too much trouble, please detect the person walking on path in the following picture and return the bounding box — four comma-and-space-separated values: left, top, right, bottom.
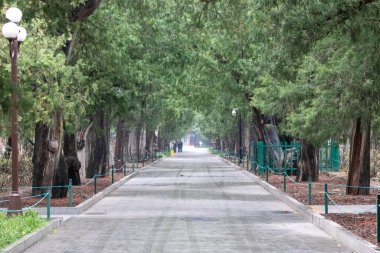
173, 141, 177, 153
178, 140, 183, 152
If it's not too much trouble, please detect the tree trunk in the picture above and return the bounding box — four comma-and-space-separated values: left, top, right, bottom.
124, 130, 130, 159
114, 117, 126, 169
296, 140, 319, 182
146, 128, 154, 153
63, 133, 81, 185
128, 128, 137, 160
32, 112, 65, 198
252, 107, 266, 142
347, 118, 371, 195
63, 133, 77, 157
86, 110, 110, 178
138, 126, 146, 159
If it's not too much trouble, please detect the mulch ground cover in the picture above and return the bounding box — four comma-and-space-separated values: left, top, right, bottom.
0, 173, 126, 209
252, 170, 379, 246
0, 159, 152, 209
325, 213, 377, 245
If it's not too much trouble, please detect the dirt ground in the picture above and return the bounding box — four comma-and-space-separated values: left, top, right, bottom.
0, 158, 154, 209
0, 172, 127, 209
0, 160, 153, 210
253, 170, 379, 246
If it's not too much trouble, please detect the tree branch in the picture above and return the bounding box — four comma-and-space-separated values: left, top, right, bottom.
71, 0, 103, 22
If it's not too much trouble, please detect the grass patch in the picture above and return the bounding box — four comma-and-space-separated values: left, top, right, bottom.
0, 211, 46, 249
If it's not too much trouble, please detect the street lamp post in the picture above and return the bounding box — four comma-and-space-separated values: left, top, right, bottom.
2, 7, 27, 215
232, 108, 242, 165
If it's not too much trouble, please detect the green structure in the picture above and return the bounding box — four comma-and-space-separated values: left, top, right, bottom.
319, 141, 341, 172
251, 141, 301, 175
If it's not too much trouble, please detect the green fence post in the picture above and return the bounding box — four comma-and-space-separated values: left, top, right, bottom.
308, 176, 312, 205
324, 183, 328, 214
253, 150, 256, 173
265, 143, 270, 175
284, 143, 288, 174
123, 160, 126, 176
111, 165, 115, 184
331, 142, 340, 171
258, 142, 264, 176
132, 160, 135, 172
283, 170, 286, 192
47, 191, 51, 221
94, 175, 97, 195
68, 178, 73, 207
266, 167, 269, 182
377, 195, 380, 243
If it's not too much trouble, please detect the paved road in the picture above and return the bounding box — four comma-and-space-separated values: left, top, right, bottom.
25, 147, 351, 253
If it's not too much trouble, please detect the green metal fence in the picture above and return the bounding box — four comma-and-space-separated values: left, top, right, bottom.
251, 141, 301, 175
319, 141, 340, 172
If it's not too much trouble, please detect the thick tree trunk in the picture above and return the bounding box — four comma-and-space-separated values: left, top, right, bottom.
52, 155, 68, 198
63, 133, 77, 157
124, 130, 130, 158
252, 107, 266, 142
32, 122, 49, 195
86, 110, 110, 178
114, 118, 126, 168
138, 126, 146, 159
63, 133, 81, 185
32, 112, 65, 198
146, 128, 154, 153
347, 118, 370, 195
296, 140, 319, 182
128, 128, 138, 160
153, 129, 159, 152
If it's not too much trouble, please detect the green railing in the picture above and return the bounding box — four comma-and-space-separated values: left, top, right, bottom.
319, 141, 340, 172
250, 141, 301, 175
0, 192, 51, 220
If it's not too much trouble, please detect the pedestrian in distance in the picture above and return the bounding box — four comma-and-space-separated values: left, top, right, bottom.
173, 141, 177, 153
178, 140, 183, 152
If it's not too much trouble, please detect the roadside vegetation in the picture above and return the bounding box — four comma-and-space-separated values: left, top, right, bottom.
0, 211, 46, 249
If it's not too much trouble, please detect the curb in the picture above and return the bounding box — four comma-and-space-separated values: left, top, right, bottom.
33, 157, 163, 217
1, 218, 63, 253
241, 170, 380, 253
2, 159, 162, 253
34, 171, 139, 215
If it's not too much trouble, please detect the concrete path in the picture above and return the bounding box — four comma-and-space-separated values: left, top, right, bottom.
24, 147, 351, 253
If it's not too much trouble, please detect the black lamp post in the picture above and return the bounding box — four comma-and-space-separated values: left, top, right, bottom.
2, 7, 27, 215
232, 108, 242, 165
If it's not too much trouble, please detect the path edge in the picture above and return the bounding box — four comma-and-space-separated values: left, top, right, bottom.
34, 171, 139, 216
1, 218, 62, 253
241, 169, 380, 253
